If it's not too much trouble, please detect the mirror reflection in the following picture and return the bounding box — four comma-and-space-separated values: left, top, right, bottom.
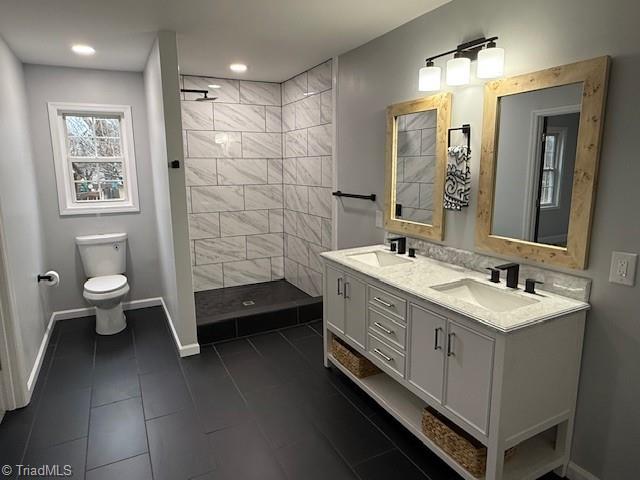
491, 83, 582, 247
394, 109, 436, 225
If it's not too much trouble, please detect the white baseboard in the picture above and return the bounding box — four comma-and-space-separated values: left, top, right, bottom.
567, 461, 600, 480
26, 312, 56, 394
26, 296, 200, 395
156, 297, 200, 357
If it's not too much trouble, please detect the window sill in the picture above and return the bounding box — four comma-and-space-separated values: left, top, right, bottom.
60, 202, 140, 216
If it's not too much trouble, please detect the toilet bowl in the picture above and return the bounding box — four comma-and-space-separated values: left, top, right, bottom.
83, 274, 130, 335
76, 233, 129, 335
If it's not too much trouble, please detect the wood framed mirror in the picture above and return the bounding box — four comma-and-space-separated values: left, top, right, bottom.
384, 93, 451, 241
476, 57, 610, 269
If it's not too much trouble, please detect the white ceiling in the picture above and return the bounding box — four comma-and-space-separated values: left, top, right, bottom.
0, 0, 450, 82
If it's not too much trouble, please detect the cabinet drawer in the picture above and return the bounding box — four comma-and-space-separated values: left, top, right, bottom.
368, 286, 406, 321
367, 334, 405, 379
368, 308, 406, 350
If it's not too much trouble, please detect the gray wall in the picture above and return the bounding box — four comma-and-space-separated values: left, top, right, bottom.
24, 65, 163, 311
336, 0, 640, 477
0, 35, 50, 403
143, 32, 198, 349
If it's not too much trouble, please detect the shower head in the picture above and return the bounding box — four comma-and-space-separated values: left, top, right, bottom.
180, 88, 218, 102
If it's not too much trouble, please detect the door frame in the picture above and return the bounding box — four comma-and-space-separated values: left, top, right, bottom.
523, 104, 581, 240
0, 207, 22, 412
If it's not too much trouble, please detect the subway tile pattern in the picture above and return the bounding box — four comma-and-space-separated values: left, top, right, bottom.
182, 62, 332, 295
182, 75, 284, 290
282, 60, 333, 297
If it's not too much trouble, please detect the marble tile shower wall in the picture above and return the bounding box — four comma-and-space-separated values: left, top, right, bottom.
180, 59, 333, 296
181, 76, 285, 291
282, 60, 333, 297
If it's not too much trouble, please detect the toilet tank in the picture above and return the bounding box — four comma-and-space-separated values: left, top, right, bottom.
76, 233, 127, 277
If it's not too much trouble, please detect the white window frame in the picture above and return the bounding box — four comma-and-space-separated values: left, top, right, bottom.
539, 126, 567, 210
48, 102, 140, 215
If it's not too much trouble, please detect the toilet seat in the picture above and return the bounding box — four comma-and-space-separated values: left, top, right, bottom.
84, 274, 128, 294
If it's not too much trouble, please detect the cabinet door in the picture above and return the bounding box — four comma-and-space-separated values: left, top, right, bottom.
344, 275, 366, 349
325, 266, 345, 333
444, 321, 495, 435
407, 305, 446, 404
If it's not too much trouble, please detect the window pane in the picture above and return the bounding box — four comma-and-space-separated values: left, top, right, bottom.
543, 135, 556, 169
100, 183, 124, 200
69, 136, 96, 157
96, 137, 122, 157
72, 162, 100, 182
74, 181, 101, 202
99, 162, 124, 181
65, 116, 93, 137
95, 118, 121, 137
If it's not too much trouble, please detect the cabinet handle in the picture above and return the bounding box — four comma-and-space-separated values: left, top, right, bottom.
337, 277, 343, 296
373, 297, 393, 308
373, 348, 393, 362
344, 282, 350, 299
373, 322, 393, 335
447, 332, 455, 357
434, 327, 443, 350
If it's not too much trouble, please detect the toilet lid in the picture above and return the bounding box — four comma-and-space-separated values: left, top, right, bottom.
84, 274, 128, 294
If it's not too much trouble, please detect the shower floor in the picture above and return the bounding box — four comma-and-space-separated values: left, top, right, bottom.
195, 280, 322, 344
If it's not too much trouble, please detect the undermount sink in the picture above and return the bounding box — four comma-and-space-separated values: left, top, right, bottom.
432, 278, 539, 313
347, 250, 412, 268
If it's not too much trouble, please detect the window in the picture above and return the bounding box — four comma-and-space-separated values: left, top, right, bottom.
539, 127, 566, 209
48, 103, 139, 215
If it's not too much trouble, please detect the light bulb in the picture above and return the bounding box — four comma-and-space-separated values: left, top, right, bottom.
418, 63, 441, 91
446, 56, 470, 86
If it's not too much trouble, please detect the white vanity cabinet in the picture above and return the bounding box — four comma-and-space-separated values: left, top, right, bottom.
322, 259, 587, 480
325, 265, 367, 349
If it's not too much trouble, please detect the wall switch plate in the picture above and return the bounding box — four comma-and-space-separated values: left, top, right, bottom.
609, 251, 638, 286
375, 210, 383, 228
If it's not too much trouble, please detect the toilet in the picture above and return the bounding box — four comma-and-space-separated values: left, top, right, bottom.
76, 233, 130, 335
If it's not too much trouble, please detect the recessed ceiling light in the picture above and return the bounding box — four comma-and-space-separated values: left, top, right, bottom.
229, 63, 247, 73
208, 84, 222, 89
71, 44, 96, 56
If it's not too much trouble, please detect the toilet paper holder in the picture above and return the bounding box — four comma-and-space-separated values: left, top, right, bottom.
37, 274, 54, 282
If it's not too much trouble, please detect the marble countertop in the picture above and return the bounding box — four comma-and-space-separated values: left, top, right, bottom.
320, 245, 590, 333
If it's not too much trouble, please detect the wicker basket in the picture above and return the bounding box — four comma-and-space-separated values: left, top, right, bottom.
421, 407, 516, 477
331, 337, 381, 378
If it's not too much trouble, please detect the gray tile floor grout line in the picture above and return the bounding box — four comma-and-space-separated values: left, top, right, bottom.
82, 338, 98, 476
131, 327, 156, 480
275, 330, 370, 480
281, 330, 434, 480
211, 341, 291, 480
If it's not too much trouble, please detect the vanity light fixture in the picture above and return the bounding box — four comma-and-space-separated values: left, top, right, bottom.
71, 44, 95, 56
208, 84, 222, 89
229, 63, 247, 73
418, 36, 503, 90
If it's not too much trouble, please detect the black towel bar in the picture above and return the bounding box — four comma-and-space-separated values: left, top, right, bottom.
332, 191, 376, 201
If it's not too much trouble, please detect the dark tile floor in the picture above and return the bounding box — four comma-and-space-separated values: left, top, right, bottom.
0, 306, 562, 480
